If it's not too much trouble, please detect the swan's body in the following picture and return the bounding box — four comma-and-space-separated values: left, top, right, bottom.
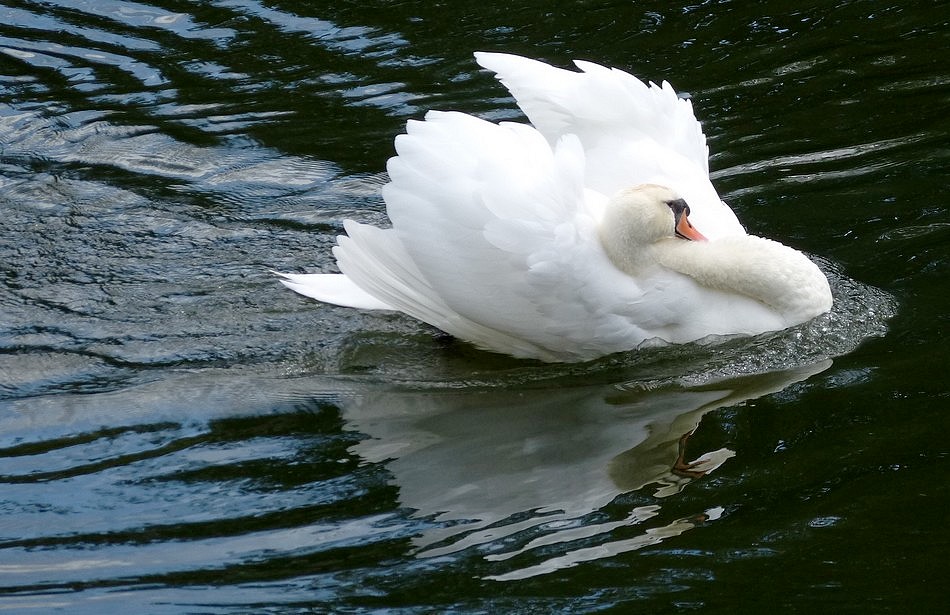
278, 53, 832, 362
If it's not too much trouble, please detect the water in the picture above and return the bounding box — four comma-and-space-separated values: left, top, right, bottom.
1, 0, 948, 611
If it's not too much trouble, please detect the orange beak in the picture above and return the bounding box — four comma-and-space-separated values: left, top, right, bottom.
675, 209, 708, 242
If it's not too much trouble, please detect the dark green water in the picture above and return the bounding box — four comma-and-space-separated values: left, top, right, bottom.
1, 1, 948, 612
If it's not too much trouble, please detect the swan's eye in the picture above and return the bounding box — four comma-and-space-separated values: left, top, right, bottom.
665, 198, 690, 218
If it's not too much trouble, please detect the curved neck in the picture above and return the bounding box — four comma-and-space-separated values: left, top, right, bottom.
647, 236, 831, 322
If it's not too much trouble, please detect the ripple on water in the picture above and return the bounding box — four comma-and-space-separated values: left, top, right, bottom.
0, 0, 925, 605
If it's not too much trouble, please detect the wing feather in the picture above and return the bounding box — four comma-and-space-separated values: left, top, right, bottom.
474, 52, 745, 239
340, 110, 658, 360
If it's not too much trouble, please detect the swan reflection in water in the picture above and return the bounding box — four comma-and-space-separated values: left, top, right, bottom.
0, 348, 833, 584
344, 360, 830, 579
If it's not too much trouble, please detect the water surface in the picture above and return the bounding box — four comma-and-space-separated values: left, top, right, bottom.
1, 1, 948, 612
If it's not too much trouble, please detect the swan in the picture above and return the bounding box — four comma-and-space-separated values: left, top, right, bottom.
277, 52, 832, 362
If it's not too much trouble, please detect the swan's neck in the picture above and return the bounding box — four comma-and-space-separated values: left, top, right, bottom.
618, 235, 832, 323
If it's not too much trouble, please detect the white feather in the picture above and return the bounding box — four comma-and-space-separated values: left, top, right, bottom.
473, 51, 744, 239
276, 53, 832, 362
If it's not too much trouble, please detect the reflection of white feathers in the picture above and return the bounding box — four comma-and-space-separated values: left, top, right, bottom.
345, 361, 829, 571
279, 53, 831, 361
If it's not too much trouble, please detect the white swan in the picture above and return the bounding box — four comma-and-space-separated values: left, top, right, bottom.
277, 52, 832, 362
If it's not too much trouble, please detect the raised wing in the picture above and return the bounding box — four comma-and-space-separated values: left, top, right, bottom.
474, 52, 745, 239
474, 52, 708, 170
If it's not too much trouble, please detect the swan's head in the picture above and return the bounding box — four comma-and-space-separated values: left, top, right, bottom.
598, 184, 707, 272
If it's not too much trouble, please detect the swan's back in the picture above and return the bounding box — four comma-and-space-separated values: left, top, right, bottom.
336, 110, 662, 361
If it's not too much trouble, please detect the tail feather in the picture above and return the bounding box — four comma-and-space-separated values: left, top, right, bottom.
274, 271, 394, 311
